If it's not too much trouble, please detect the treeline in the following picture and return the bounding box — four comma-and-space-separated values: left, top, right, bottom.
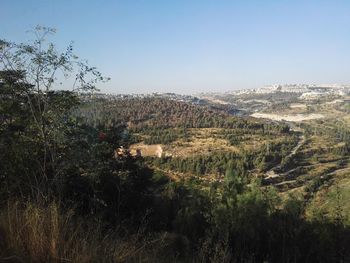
139, 124, 291, 146
215, 128, 292, 146
151, 152, 242, 176
142, 127, 189, 145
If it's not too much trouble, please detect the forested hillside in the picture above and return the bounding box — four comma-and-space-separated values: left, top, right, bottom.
1, 28, 350, 263
74, 96, 290, 131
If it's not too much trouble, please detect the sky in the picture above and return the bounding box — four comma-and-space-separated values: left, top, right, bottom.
2, 0, 350, 94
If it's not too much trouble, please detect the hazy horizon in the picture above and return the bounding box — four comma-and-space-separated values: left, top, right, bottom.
88, 82, 350, 96
2, 0, 350, 94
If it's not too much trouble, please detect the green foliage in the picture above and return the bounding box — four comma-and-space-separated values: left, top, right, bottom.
74, 96, 291, 134
143, 127, 188, 144
1, 29, 350, 263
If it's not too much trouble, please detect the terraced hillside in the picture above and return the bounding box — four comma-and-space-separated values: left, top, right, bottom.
75, 95, 350, 226
248, 96, 350, 222
75, 97, 297, 178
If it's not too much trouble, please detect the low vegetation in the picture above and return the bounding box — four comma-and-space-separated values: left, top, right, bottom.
1, 28, 350, 262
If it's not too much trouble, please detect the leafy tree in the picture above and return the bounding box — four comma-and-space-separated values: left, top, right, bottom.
0, 26, 108, 198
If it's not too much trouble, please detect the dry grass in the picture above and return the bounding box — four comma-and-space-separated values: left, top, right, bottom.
0, 201, 176, 263
129, 128, 270, 158
130, 143, 164, 157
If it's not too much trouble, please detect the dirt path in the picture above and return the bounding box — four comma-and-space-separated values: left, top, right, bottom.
288, 135, 305, 158
251, 112, 324, 122
328, 166, 350, 176
265, 134, 306, 180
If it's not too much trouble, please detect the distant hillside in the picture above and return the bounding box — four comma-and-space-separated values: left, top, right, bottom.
74, 97, 276, 130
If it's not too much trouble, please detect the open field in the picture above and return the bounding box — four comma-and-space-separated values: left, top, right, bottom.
130, 143, 163, 157
130, 127, 292, 159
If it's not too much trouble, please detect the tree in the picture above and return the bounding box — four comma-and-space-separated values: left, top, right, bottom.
0, 26, 109, 197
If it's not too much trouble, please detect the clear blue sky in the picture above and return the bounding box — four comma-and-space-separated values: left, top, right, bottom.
2, 0, 350, 94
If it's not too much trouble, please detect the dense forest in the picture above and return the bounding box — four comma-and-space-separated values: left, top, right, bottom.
1, 28, 350, 263
74, 97, 291, 132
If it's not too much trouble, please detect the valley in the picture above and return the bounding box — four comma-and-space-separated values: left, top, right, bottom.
77, 87, 350, 220
111, 89, 350, 218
